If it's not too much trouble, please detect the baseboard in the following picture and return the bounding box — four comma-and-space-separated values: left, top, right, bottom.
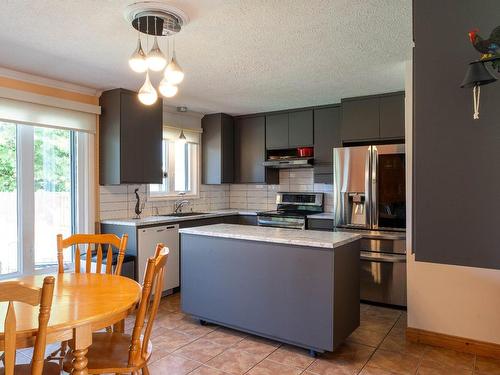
407, 327, 500, 359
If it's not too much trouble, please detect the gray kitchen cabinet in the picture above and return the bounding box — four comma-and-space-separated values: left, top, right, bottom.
413, 0, 500, 269
341, 92, 405, 143
202, 113, 234, 184
99, 88, 163, 185
379, 94, 405, 139
289, 110, 314, 147
235, 116, 279, 184
307, 218, 334, 231
341, 97, 380, 142
266, 113, 289, 149
265, 110, 313, 149
313, 106, 341, 184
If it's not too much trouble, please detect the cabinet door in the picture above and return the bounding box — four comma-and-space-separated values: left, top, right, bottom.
265, 113, 289, 149
313, 106, 341, 184
289, 110, 314, 147
139, 98, 163, 183
202, 114, 222, 184
341, 98, 380, 142
235, 116, 267, 183
380, 94, 405, 139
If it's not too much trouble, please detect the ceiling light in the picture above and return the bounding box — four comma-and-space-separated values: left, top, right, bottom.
125, 2, 188, 105
138, 72, 158, 105
129, 37, 147, 73
159, 77, 178, 97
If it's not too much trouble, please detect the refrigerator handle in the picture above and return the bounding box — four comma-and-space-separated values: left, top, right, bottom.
365, 146, 372, 228
372, 146, 378, 229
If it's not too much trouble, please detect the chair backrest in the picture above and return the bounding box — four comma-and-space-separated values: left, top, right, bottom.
0, 276, 55, 375
57, 233, 128, 275
128, 244, 169, 366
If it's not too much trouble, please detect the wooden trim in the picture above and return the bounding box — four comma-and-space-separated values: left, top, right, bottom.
407, 327, 500, 359
0, 76, 99, 105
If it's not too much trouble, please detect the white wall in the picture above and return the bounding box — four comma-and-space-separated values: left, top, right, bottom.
406, 61, 500, 345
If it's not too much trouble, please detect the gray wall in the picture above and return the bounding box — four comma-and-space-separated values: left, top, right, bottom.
413, 0, 500, 268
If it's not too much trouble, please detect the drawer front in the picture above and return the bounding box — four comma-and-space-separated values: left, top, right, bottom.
360, 238, 406, 254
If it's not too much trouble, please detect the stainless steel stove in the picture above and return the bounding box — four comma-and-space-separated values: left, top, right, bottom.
257, 192, 324, 230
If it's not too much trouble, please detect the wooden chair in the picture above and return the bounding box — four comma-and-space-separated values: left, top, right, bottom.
47, 233, 128, 366
62, 244, 169, 375
0, 276, 58, 375
56, 233, 128, 275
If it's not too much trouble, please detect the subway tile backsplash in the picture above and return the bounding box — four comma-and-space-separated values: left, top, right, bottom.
99, 169, 333, 220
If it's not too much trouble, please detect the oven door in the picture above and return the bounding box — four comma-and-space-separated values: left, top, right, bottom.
257, 215, 305, 230
360, 251, 407, 307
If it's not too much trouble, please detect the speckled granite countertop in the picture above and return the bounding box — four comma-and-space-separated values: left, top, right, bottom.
179, 224, 361, 249
100, 209, 257, 227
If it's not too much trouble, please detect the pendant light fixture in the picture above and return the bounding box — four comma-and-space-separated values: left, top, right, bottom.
178, 129, 187, 144
138, 71, 158, 105
125, 2, 189, 104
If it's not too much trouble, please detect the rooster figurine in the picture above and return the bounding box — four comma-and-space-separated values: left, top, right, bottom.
469, 26, 500, 70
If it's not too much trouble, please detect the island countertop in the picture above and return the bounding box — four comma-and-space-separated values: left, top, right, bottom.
179, 223, 361, 249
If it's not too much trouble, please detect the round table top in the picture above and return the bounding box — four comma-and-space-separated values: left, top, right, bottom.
0, 273, 141, 335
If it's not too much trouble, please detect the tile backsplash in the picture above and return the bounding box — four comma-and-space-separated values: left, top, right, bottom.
99, 169, 333, 220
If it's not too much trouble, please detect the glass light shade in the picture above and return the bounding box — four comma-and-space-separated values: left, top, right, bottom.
159, 77, 178, 98
146, 37, 167, 72
178, 130, 187, 144
164, 55, 185, 85
138, 72, 158, 105
129, 38, 147, 73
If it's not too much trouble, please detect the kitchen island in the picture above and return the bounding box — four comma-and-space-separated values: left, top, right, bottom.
179, 224, 361, 355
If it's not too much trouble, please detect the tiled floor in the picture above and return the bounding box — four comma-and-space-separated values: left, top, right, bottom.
5, 292, 500, 374
135, 293, 500, 375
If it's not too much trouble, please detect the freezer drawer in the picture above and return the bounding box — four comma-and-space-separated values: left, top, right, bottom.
360, 251, 406, 307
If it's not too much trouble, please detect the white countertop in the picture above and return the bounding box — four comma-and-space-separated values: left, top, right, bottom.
101, 209, 257, 227
179, 224, 361, 249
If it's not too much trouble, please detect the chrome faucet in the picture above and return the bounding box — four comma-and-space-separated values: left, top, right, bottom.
174, 199, 190, 214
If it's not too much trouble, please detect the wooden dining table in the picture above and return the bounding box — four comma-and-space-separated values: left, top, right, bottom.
0, 273, 141, 375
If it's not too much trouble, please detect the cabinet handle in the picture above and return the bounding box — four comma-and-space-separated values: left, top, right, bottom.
166, 225, 176, 229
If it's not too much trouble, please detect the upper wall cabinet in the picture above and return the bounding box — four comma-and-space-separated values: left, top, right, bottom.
201, 113, 234, 184
313, 106, 341, 184
265, 110, 313, 149
341, 92, 405, 143
234, 116, 279, 184
99, 88, 163, 185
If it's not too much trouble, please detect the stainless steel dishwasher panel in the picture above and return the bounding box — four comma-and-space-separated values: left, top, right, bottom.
360, 251, 407, 307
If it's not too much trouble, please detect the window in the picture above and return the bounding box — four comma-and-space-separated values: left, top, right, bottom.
0, 121, 86, 278
150, 138, 199, 198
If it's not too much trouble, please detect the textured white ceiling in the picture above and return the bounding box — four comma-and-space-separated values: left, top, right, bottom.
0, 0, 412, 115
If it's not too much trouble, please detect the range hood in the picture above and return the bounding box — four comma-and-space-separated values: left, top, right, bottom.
263, 157, 313, 169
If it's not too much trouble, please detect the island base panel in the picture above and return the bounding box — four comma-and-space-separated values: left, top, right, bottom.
180, 234, 360, 352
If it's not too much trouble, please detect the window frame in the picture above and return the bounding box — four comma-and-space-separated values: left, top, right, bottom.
148, 139, 200, 201
0, 122, 91, 280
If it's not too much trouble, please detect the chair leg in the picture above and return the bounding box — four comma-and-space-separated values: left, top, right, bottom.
142, 366, 150, 375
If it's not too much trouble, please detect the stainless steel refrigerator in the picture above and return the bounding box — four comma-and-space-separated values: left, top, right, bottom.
333, 144, 407, 306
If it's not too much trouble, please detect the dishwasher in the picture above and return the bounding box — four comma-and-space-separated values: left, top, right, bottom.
137, 224, 179, 293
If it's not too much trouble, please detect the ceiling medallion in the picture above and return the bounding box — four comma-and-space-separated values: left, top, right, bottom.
124, 2, 189, 105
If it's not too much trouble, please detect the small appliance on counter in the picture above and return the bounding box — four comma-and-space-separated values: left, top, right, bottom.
257, 192, 323, 230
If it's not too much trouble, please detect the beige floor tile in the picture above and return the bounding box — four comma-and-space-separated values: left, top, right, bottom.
367, 349, 420, 375
156, 312, 187, 329
150, 328, 197, 353
189, 365, 229, 375
307, 342, 374, 375
174, 318, 218, 338
267, 344, 316, 369
206, 348, 266, 374
247, 359, 302, 375
233, 336, 280, 356
174, 338, 227, 363
379, 328, 427, 356
147, 354, 202, 375
475, 355, 500, 375
348, 326, 388, 347
204, 327, 247, 347
359, 364, 401, 374
419, 346, 474, 371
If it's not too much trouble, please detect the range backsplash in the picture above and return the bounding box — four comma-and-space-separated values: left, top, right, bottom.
99, 169, 333, 220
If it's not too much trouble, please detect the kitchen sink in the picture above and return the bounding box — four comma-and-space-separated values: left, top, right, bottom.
167, 212, 209, 217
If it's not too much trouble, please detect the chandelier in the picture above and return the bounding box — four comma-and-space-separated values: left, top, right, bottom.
125, 2, 189, 105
